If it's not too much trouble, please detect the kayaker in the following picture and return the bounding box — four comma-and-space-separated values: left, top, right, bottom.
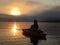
22, 19, 47, 45
30, 19, 39, 31
30, 19, 39, 45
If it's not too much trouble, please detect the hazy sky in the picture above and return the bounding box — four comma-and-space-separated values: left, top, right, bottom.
0, 0, 60, 14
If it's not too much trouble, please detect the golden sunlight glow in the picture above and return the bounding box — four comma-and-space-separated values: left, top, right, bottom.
10, 7, 21, 16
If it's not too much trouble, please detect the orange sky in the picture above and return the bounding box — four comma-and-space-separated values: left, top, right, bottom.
0, 0, 59, 15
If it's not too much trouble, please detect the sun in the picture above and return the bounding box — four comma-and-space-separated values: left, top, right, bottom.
10, 7, 21, 16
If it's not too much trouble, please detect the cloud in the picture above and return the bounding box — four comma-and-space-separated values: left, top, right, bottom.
0, 0, 58, 15
35, 6, 60, 21
0, 0, 42, 14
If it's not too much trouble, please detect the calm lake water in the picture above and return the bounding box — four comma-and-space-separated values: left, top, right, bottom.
0, 22, 60, 45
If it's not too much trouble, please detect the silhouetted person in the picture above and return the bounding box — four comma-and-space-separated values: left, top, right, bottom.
31, 20, 39, 31
30, 19, 39, 45
23, 19, 46, 45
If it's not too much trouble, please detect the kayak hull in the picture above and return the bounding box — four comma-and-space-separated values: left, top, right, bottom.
22, 29, 47, 40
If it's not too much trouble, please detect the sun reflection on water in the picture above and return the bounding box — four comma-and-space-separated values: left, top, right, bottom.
12, 22, 23, 38
12, 23, 17, 36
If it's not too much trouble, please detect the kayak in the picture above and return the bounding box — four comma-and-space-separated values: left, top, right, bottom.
22, 29, 47, 40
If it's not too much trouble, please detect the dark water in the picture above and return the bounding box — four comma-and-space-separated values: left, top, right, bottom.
0, 22, 60, 45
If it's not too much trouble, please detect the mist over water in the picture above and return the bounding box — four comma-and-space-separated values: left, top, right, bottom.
0, 22, 60, 45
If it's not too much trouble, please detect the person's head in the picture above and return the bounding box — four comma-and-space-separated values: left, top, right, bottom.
34, 19, 37, 24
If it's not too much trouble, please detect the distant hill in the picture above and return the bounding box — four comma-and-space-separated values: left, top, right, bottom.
0, 14, 37, 22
